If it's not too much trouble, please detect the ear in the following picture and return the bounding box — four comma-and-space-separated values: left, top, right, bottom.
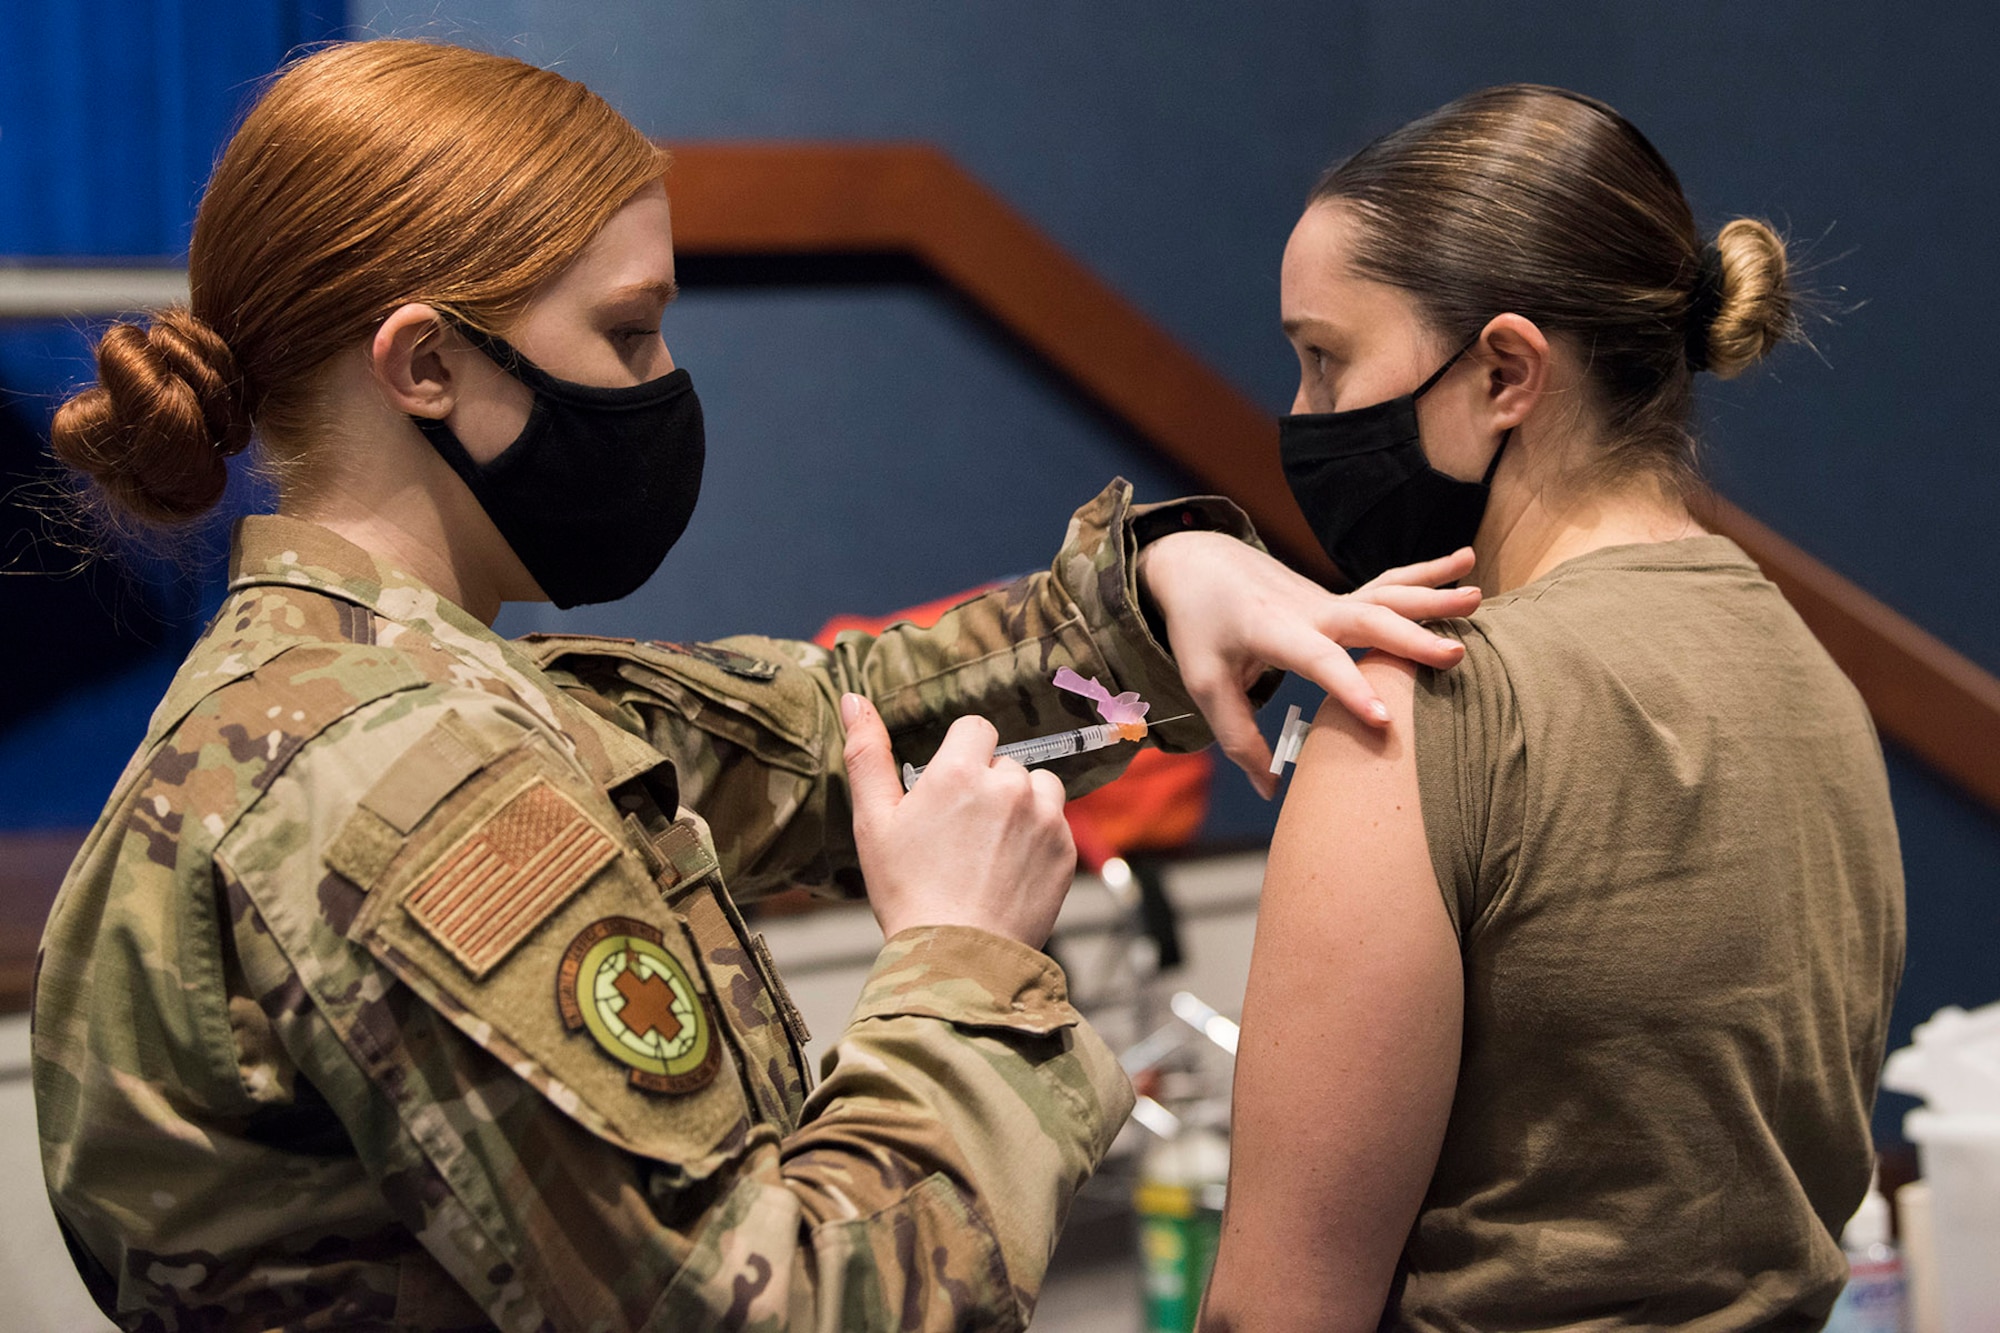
370, 303, 456, 419
1476, 313, 1552, 434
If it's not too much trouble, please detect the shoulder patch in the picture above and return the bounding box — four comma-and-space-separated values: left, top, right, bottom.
405, 777, 619, 978
557, 916, 720, 1094
651, 640, 782, 682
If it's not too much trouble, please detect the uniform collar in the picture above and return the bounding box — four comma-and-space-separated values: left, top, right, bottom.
225, 514, 665, 793
228, 514, 493, 639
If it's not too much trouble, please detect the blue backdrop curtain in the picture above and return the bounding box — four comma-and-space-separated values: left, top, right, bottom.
0, 3, 347, 825
0, 2, 347, 256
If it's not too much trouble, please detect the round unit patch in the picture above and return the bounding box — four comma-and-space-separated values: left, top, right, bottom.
558, 916, 719, 1094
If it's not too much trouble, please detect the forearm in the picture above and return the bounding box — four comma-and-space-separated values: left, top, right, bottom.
812, 477, 1251, 769
774, 927, 1134, 1325
247, 905, 1128, 1331
528, 478, 1273, 899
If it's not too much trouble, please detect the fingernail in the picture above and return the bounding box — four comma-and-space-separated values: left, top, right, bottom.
840, 693, 862, 726
1370, 700, 1391, 723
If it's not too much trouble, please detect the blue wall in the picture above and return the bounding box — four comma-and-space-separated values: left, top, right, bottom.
3, 2, 1994, 1138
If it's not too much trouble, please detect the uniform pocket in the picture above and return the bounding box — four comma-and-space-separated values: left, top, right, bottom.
528, 633, 828, 779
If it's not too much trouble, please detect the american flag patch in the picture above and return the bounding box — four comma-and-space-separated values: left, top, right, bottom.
406, 778, 619, 977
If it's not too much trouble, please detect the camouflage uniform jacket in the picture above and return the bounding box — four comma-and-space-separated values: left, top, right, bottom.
35, 478, 1258, 1332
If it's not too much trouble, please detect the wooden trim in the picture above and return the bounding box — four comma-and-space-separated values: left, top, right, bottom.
0, 829, 83, 1013
1701, 498, 2000, 810
668, 143, 1335, 582
671, 141, 2000, 812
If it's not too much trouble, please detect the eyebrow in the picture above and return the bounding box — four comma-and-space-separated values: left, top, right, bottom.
1280, 306, 1344, 330
606, 278, 680, 306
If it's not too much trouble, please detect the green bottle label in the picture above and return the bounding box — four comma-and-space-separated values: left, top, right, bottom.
1136, 1182, 1223, 1333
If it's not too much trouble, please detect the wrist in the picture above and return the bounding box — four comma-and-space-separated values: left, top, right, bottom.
876, 908, 1041, 950
855, 926, 1080, 1035
1133, 531, 1197, 650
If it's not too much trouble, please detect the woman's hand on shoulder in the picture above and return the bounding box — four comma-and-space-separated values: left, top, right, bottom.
1136, 534, 1480, 795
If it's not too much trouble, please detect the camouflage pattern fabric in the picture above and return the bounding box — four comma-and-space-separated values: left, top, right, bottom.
521, 479, 1262, 905
34, 478, 1254, 1331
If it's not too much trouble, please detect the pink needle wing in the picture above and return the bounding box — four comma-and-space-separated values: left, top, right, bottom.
1052, 667, 1152, 732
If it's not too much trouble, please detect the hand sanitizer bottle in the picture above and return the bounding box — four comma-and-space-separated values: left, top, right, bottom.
1826, 1169, 1907, 1333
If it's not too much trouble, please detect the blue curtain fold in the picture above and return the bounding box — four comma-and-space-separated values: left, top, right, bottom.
0, 1, 347, 257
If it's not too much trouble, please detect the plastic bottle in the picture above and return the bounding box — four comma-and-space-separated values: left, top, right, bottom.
1134, 1118, 1229, 1333
1826, 1170, 1908, 1333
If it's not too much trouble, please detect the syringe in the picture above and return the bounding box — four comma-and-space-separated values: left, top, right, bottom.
900, 715, 1191, 791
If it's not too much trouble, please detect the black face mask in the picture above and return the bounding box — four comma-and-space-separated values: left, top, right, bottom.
1279, 339, 1507, 588
412, 322, 705, 609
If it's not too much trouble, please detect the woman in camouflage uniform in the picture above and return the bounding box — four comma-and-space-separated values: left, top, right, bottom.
33, 40, 1475, 1332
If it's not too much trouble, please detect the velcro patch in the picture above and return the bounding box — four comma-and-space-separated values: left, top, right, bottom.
406, 777, 619, 977
651, 640, 782, 681
359, 710, 493, 834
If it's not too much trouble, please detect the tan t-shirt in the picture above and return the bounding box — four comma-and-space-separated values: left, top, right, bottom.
1400, 536, 1905, 1330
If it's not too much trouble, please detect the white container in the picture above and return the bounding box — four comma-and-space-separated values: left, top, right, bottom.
1905, 1109, 2000, 1332
1899, 1181, 1944, 1333
1886, 1006, 2000, 1116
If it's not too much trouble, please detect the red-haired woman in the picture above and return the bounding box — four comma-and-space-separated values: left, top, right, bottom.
32, 41, 1472, 1331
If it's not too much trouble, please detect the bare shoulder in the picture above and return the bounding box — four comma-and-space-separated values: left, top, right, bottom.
1276, 650, 1421, 859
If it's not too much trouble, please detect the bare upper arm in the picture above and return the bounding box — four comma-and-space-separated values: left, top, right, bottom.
1202, 654, 1463, 1333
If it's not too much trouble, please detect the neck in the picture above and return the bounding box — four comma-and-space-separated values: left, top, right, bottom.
293, 504, 506, 625
1471, 467, 1705, 595
276, 353, 533, 627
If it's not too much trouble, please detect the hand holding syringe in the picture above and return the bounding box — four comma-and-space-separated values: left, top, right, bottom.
900, 667, 1188, 790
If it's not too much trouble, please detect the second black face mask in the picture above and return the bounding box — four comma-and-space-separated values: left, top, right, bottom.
412, 322, 705, 609
1278, 340, 1505, 587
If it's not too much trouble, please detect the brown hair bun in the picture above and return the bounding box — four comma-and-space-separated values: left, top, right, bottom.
1311, 84, 1808, 491
1703, 218, 1795, 381
50, 307, 250, 527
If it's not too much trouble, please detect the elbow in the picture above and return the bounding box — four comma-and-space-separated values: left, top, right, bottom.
1197, 1271, 1267, 1333
1199, 1280, 1381, 1333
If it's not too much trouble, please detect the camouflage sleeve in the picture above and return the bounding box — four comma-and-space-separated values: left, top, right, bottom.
529, 477, 1272, 899
663, 926, 1133, 1329
219, 688, 1130, 1331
